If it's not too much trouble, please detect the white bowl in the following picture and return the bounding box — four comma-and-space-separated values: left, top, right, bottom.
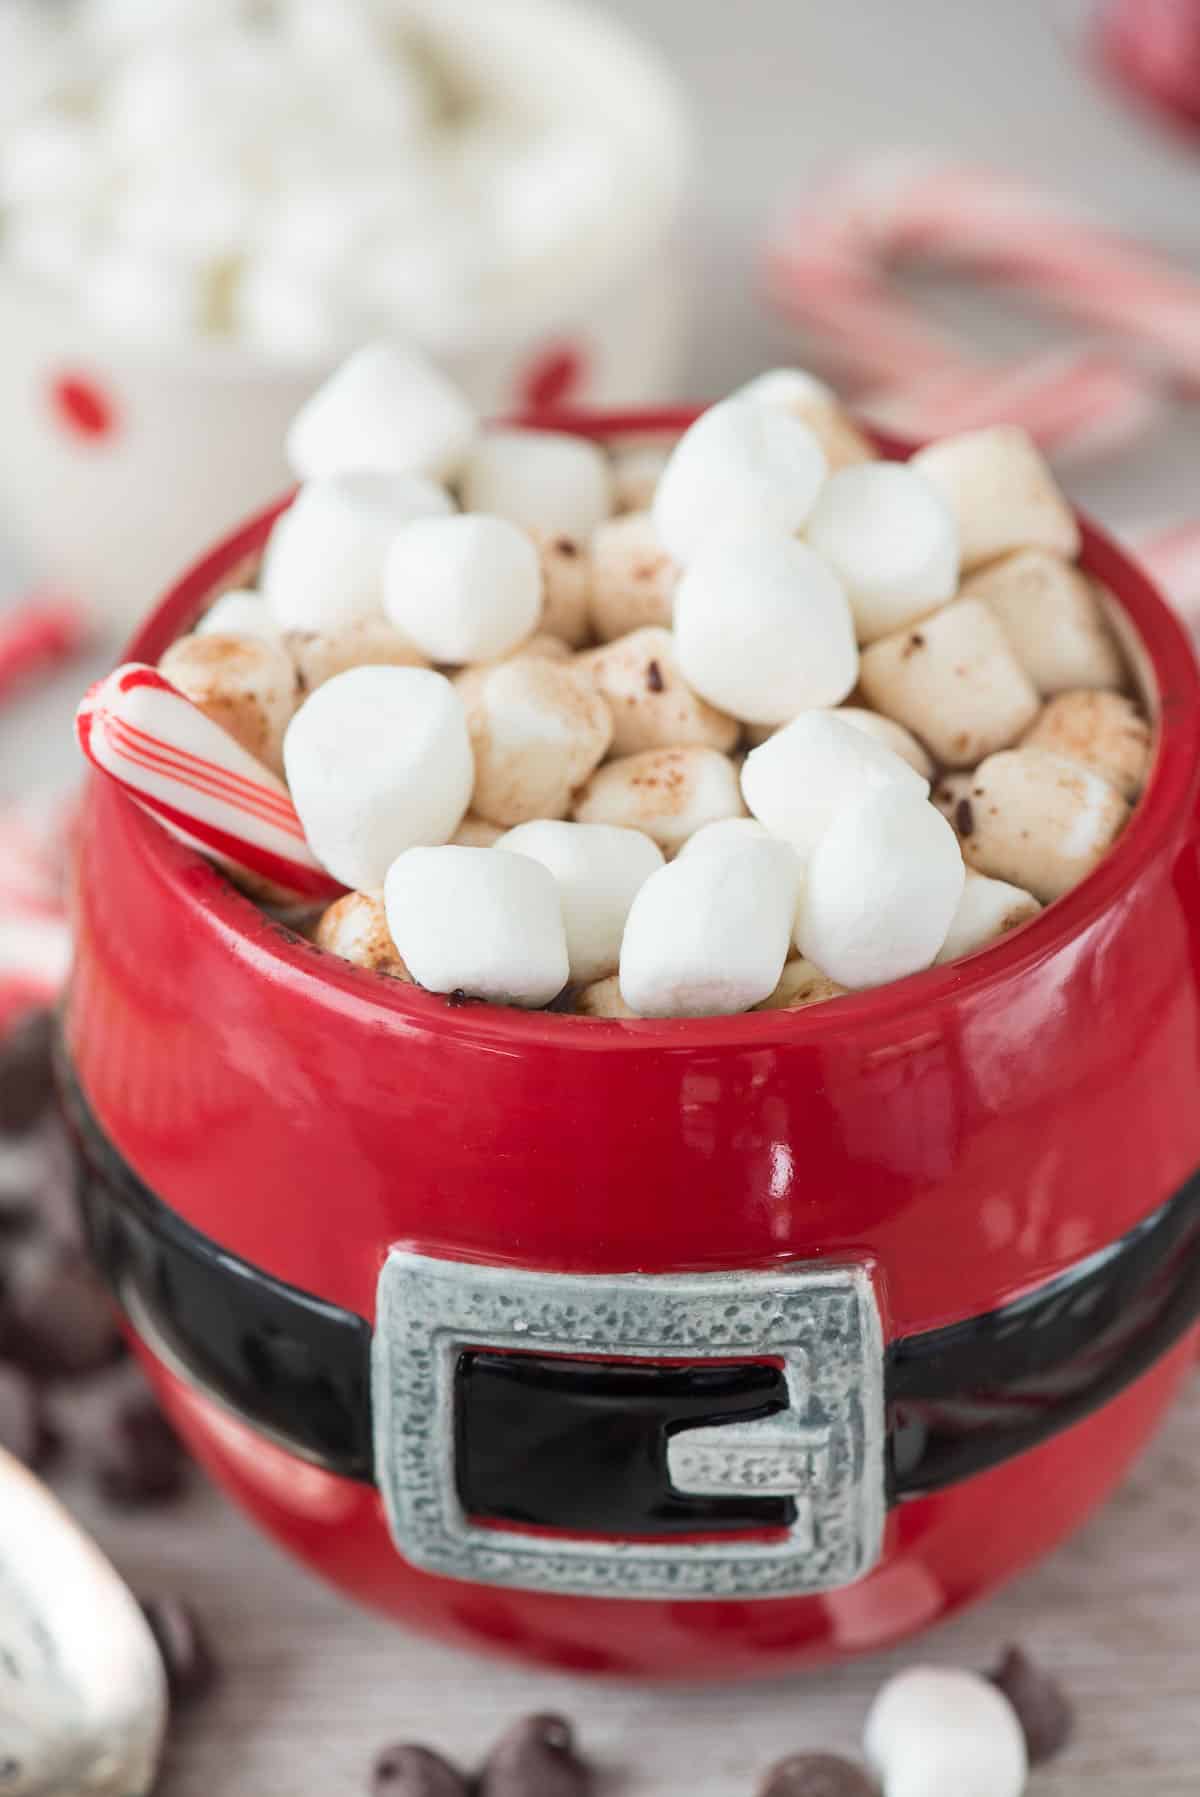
0, 0, 690, 631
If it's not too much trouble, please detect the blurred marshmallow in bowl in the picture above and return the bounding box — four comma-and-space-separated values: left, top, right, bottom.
0, 0, 690, 629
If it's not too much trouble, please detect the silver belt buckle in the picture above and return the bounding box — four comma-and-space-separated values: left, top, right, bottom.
373, 1252, 885, 1601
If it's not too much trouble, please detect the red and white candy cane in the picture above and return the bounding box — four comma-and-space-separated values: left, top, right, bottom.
0, 594, 90, 707
76, 664, 343, 905
761, 150, 1200, 457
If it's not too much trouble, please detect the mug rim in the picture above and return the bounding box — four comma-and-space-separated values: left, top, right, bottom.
112, 404, 1200, 1052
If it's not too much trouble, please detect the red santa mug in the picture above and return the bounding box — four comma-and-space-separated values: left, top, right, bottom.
61, 409, 1200, 1681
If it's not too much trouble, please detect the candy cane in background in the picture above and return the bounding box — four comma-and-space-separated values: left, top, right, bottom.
0, 802, 74, 1033
76, 664, 344, 906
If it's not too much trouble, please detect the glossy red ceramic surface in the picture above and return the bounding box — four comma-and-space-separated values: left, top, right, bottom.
67, 408, 1200, 1675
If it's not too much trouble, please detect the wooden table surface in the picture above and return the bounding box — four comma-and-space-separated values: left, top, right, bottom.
59, 1377, 1200, 1797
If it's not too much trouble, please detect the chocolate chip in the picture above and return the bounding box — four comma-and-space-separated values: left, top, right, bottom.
988, 1644, 1073, 1764
447, 989, 469, 1007
0, 1011, 56, 1135
371, 1744, 469, 1797
92, 1394, 188, 1508
0, 1365, 53, 1469
553, 538, 580, 559
954, 797, 975, 837
478, 1715, 591, 1797
758, 1753, 876, 1797
646, 658, 665, 693
141, 1596, 218, 1707
1, 1241, 122, 1379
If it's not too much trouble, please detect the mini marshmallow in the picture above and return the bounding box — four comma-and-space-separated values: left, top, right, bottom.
652, 397, 828, 564
610, 442, 672, 514
753, 957, 847, 1011
497, 819, 664, 985
832, 707, 934, 780
286, 343, 477, 483
536, 534, 592, 648
935, 869, 1041, 964
619, 837, 799, 1017
315, 889, 410, 980
962, 550, 1124, 694
734, 368, 875, 469
383, 846, 568, 1008
384, 514, 541, 664
859, 599, 1040, 769
864, 1665, 1027, 1797
573, 974, 637, 1019
283, 666, 472, 890
675, 817, 772, 860
806, 461, 959, 644
261, 472, 453, 635
574, 746, 746, 855
742, 712, 928, 860
576, 627, 739, 756
910, 426, 1080, 571
962, 747, 1130, 902
158, 631, 298, 776
1022, 690, 1151, 800
674, 535, 858, 725
452, 814, 504, 848
796, 788, 965, 989
588, 511, 678, 643
197, 590, 280, 640
462, 658, 613, 827
459, 429, 612, 542
287, 617, 430, 693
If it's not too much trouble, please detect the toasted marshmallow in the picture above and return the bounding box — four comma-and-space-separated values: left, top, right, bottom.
158, 630, 298, 776
315, 889, 410, 979
462, 657, 613, 827
797, 789, 964, 990
283, 666, 472, 890
652, 397, 827, 564
588, 511, 678, 643
383, 846, 568, 1008
935, 869, 1041, 964
286, 343, 477, 482
610, 441, 672, 513
261, 472, 453, 635
961, 747, 1129, 901
674, 534, 858, 725
574, 746, 746, 855
576, 627, 739, 756
734, 368, 874, 469
459, 428, 612, 542
742, 712, 928, 860
1021, 689, 1151, 800
619, 836, 799, 1017
497, 819, 663, 985
864, 1666, 1027, 1797
573, 974, 639, 1018
753, 956, 847, 1011
451, 813, 504, 848
286, 616, 430, 692
384, 514, 541, 664
910, 426, 1080, 570
536, 533, 592, 647
962, 550, 1124, 695
806, 461, 959, 644
859, 599, 1040, 769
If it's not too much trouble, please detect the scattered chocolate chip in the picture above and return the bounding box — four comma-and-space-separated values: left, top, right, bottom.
478, 1714, 591, 1797
447, 989, 469, 1008
553, 538, 580, 559
0, 1011, 56, 1136
646, 658, 665, 693
0, 1365, 53, 1469
92, 1394, 188, 1508
954, 797, 975, 837
988, 1644, 1073, 1764
371, 1743, 469, 1797
1, 1241, 122, 1379
141, 1596, 218, 1707
758, 1753, 876, 1797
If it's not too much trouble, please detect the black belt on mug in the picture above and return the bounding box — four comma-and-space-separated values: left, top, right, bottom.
62, 1061, 1200, 1573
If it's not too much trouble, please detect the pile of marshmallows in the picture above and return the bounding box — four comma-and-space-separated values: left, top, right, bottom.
162, 343, 1151, 1019
0, 0, 616, 353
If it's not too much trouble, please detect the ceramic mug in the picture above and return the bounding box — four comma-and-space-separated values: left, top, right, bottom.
0, 0, 689, 633
62, 409, 1200, 1680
